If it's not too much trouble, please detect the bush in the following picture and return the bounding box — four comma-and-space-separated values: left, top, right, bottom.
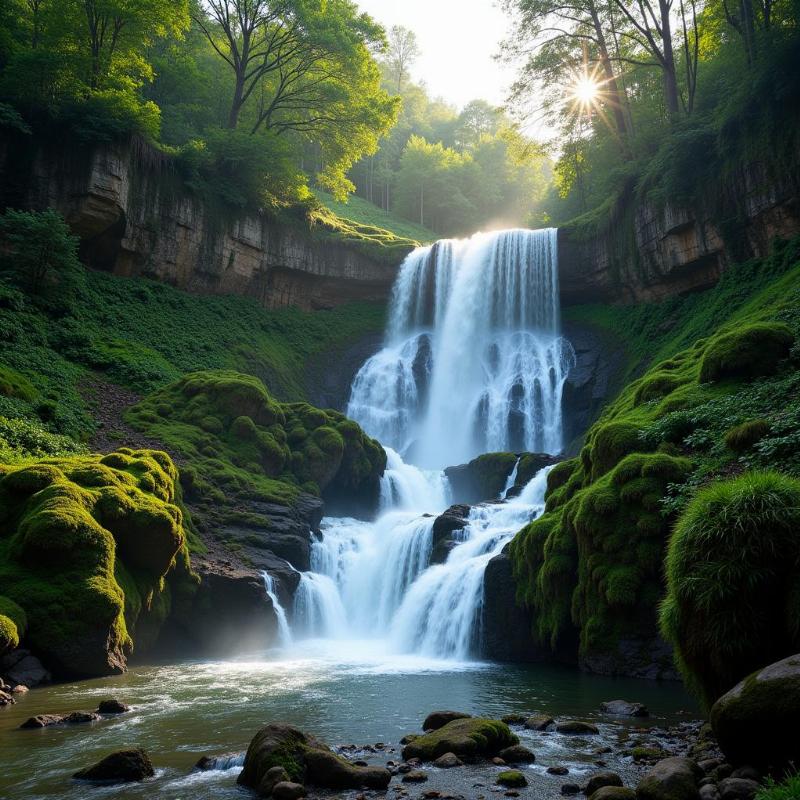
725, 419, 771, 453
755, 774, 800, 800
660, 471, 800, 707
699, 323, 794, 383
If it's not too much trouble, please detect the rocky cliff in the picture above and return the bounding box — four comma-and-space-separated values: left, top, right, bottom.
558, 158, 800, 305
0, 133, 401, 311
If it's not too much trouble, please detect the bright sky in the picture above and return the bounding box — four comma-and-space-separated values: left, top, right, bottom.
356, 0, 516, 111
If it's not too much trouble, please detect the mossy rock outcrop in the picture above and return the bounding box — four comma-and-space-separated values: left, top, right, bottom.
445, 452, 557, 504
0, 596, 27, 654
0, 449, 195, 676
125, 370, 385, 515
238, 723, 391, 792
401, 717, 518, 761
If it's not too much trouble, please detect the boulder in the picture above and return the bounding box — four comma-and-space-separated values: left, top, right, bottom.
194, 753, 245, 772
423, 710, 472, 731
717, 779, 760, 800
0, 650, 50, 688
498, 770, 528, 788
272, 782, 307, 800
430, 506, 471, 564
402, 717, 518, 762
20, 712, 100, 729
699, 786, 720, 800
98, 698, 130, 714
592, 788, 637, 800
549, 767, 570, 776
585, 773, 624, 796
502, 713, 527, 725
563, 784, 582, 795
557, 721, 600, 735
238, 723, 390, 791
498, 745, 536, 764
526, 714, 555, 731
73, 748, 154, 783
600, 701, 649, 718
710, 653, 800, 768
402, 770, 429, 783
257, 766, 291, 796
433, 752, 463, 768
636, 757, 702, 800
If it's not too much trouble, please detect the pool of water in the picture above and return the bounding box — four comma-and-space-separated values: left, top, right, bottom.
0, 641, 697, 799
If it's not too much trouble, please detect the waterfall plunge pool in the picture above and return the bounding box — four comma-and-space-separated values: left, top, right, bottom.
0, 649, 696, 799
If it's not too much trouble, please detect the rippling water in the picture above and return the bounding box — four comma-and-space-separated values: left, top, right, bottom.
0, 645, 695, 799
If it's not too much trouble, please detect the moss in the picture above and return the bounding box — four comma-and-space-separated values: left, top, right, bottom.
587, 422, 647, 480
699, 323, 794, 384
401, 718, 518, 761
0, 366, 36, 402
497, 770, 528, 787
0, 595, 27, 654
0, 448, 192, 677
660, 471, 800, 708
634, 372, 682, 404
724, 419, 771, 453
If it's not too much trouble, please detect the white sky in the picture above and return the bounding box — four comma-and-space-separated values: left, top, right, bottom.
356, 0, 516, 111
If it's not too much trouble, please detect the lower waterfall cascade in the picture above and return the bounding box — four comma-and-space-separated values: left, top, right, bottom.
272, 228, 574, 661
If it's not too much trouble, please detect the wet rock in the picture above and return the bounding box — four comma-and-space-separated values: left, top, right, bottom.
64, 712, 101, 724
0, 649, 50, 688
557, 721, 600, 735
98, 699, 130, 714
401, 734, 420, 745
591, 788, 636, 800
601, 701, 649, 718
73, 748, 154, 783
0, 688, 13, 706
636, 757, 702, 800
272, 782, 307, 799
730, 768, 760, 782
585, 772, 624, 796
710, 653, 800, 768
402, 771, 429, 783
423, 711, 472, 731
501, 713, 526, 725
434, 753, 463, 768
497, 771, 528, 788
258, 766, 292, 795
402, 717, 518, 762
718, 779, 760, 800
194, 753, 244, 772
493, 757, 507, 765
563, 784, 582, 795
697, 760, 723, 775
549, 767, 570, 776
12, 684, 28, 694
699, 786, 720, 800
430, 507, 470, 565
525, 714, 555, 731
19, 712, 99, 729
498, 745, 536, 764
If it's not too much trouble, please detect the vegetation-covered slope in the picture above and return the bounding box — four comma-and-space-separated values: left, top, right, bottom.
510, 236, 800, 700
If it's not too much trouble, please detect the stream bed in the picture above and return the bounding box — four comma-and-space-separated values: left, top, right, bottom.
0, 644, 697, 800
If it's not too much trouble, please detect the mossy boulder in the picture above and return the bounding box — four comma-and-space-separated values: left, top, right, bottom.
238, 723, 391, 791
699, 323, 793, 383
659, 471, 800, 707
125, 371, 385, 515
710, 653, 800, 769
635, 757, 701, 800
444, 452, 518, 503
401, 717, 518, 761
497, 770, 528, 787
723, 420, 770, 453
0, 449, 193, 677
0, 596, 26, 654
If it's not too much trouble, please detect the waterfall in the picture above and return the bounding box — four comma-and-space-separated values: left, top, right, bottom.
261, 572, 292, 645
286, 228, 572, 662
347, 229, 575, 469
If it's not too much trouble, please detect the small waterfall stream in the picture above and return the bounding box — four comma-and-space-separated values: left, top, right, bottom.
281, 229, 572, 661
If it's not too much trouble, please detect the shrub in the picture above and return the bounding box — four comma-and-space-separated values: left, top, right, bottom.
755, 774, 800, 800
660, 471, 800, 707
725, 419, 771, 453
699, 323, 794, 383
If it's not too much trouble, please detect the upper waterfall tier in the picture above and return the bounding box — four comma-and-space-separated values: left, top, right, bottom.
348, 228, 575, 468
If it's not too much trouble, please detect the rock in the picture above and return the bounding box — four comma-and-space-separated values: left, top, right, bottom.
525, 714, 555, 731
73, 748, 155, 783
563, 784, 582, 795
402, 771, 429, 783
493, 757, 507, 765
195, 753, 245, 772
11, 684, 28, 694
65, 711, 102, 724
699, 786, 720, 800
238, 723, 391, 792
710, 653, 800, 768
585, 772, 624, 796
549, 767, 570, 776
20, 711, 100, 728
591, 789, 636, 800
502, 713, 526, 725
730, 768, 760, 782
400, 734, 419, 745
557, 721, 600, 735
718, 779, 760, 800
498, 745, 536, 764
433, 752, 463, 768
636, 757, 702, 800
98, 699, 130, 714
423, 710, 472, 731
257, 766, 291, 796
402, 717, 518, 761
272, 781, 307, 799
430, 506, 471, 564
0, 689, 14, 706
0, 650, 51, 688
698, 760, 723, 775
497, 771, 528, 788
600, 701, 649, 718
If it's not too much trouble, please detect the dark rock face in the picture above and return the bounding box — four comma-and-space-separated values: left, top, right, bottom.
581, 636, 679, 682
0, 649, 50, 688
430, 505, 471, 564
73, 748, 155, 783
710, 653, 800, 769
481, 550, 553, 662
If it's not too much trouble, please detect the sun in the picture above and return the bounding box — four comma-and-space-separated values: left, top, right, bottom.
573, 76, 599, 105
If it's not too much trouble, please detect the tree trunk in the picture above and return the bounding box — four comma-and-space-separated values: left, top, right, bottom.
659, 0, 680, 117
589, 4, 629, 144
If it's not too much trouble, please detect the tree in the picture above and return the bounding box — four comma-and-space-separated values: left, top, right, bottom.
0, 209, 82, 298
455, 99, 503, 149
385, 25, 419, 92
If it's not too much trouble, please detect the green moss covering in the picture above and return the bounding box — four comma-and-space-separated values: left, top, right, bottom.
0, 448, 196, 676
497, 770, 528, 787
401, 717, 518, 761
0, 596, 27, 654
659, 471, 800, 708
125, 370, 386, 516
699, 323, 794, 384
724, 419, 771, 453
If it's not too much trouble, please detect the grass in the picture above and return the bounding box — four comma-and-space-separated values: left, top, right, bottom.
314, 189, 438, 244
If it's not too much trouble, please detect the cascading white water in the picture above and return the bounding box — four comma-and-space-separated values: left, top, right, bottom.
287, 228, 573, 662
261, 572, 292, 645
347, 229, 575, 469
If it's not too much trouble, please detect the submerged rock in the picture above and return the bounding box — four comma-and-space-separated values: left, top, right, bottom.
710, 653, 800, 769
525, 714, 555, 731
20, 712, 100, 729
557, 721, 600, 735
498, 744, 536, 764
601, 701, 649, 718
73, 748, 154, 783
423, 710, 472, 731
97, 698, 130, 714
402, 717, 518, 761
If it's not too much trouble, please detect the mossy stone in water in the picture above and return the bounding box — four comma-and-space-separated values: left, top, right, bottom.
401, 717, 518, 761
497, 770, 528, 787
